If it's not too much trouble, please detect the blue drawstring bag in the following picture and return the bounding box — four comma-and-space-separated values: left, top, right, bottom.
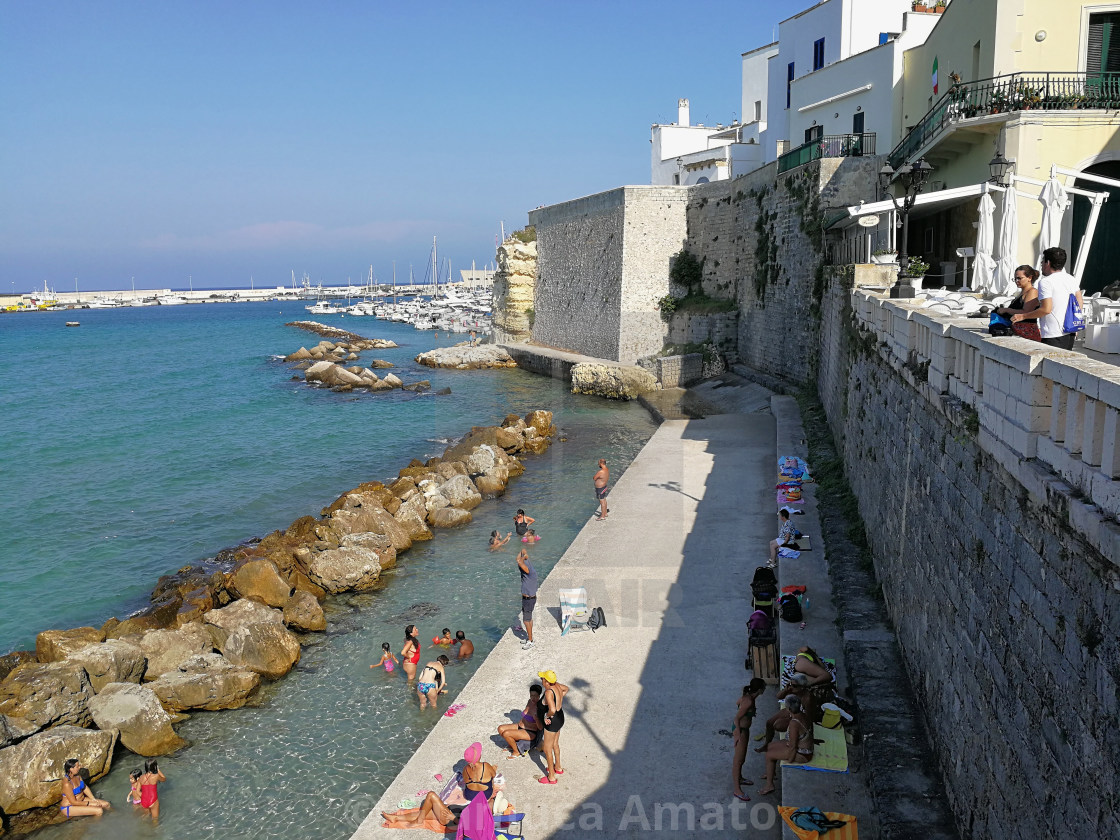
1064, 293, 1085, 333
989, 311, 1013, 336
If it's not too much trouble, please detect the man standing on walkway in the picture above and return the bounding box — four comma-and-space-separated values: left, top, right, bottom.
594, 458, 610, 520
517, 548, 538, 649
1011, 246, 1081, 349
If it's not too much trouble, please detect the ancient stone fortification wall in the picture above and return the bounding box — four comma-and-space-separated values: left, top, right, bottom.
491, 237, 537, 344
666, 311, 739, 354
529, 187, 687, 363
813, 269, 1120, 839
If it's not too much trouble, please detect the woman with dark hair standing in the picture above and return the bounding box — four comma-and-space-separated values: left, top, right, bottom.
138, 759, 166, 822
997, 265, 1042, 341
58, 758, 110, 819
513, 510, 535, 537
401, 625, 422, 682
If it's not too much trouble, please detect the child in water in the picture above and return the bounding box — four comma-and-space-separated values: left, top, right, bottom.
521, 529, 541, 543
435, 629, 454, 647
126, 769, 142, 805
371, 642, 398, 672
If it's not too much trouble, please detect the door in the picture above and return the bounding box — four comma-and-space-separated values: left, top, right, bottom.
1072, 161, 1120, 294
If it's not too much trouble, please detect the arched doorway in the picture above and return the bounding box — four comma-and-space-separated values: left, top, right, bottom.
1072, 161, 1120, 295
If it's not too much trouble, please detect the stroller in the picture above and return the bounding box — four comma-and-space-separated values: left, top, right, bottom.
751, 566, 779, 619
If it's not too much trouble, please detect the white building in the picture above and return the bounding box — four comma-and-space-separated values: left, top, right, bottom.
760, 0, 939, 163
651, 99, 744, 186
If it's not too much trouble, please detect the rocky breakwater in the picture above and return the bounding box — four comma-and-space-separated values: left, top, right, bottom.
0, 410, 556, 834
284, 338, 435, 394
415, 344, 518, 370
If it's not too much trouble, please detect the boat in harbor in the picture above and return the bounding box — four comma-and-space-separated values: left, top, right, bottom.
305, 300, 342, 315
157, 295, 188, 305
65, 321, 80, 327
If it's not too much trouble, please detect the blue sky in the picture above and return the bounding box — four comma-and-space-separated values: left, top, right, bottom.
1, 1, 783, 292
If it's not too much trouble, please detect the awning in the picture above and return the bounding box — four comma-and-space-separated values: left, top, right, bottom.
830, 183, 1032, 231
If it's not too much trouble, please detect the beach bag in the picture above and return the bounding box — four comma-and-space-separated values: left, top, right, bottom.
1011, 320, 1041, 341
1064, 293, 1085, 333
988, 312, 1013, 336
587, 606, 606, 632
779, 593, 803, 623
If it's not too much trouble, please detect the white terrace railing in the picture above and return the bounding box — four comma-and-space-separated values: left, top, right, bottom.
849, 284, 1120, 570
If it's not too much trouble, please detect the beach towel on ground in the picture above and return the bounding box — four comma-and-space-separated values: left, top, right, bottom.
777, 488, 803, 504
781, 721, 848, 772
779, 456, 813, 482
778, 547, 801, 559
778, 807, 858, 840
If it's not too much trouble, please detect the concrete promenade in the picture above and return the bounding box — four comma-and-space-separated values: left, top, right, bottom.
352, 412, 780, 839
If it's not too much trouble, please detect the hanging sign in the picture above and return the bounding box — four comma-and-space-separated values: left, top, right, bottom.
858, 215, 880, 227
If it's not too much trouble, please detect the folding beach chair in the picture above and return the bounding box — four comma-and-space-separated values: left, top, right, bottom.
559, 587, 591, 636
495, 811, 525, 839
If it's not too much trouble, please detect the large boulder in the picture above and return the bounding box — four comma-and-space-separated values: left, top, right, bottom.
0, 725, 117, 814
473, 474, 507, 498
228, 559, 292, 609
87, 683, 186, 756
0, 652, 36, 683
393, 494, 434, 541
65, 640, 146, 693
414, 345, 518, 369
465, 445, 499, 477
326, 494, 413, 552
525, 409, 555, 436
436, 461, 468, 481
305, 545, 384, 594
440, 474, 482, 510
418, 481, 451, 516
0, 715, 37, 749
0, 662, 94, 732
522, 435, 550, 455
106, 599, 183, 638
147, 653, 260, 712
283, 591, 326, 632
495, 426, 524, 453
428, 507, 473, 528
139, 622, 214, 681
285, 346, 313, 361
570, 364, 658, 400
304, 360, 336, 383
35, 627, 104, 663
203, 601, 301, 680
383, 373, 403, 389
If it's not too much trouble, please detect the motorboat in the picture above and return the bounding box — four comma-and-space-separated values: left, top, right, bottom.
305, 300, 342, 315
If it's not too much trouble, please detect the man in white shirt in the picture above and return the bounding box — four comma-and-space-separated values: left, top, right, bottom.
1011, 247, 1082, 349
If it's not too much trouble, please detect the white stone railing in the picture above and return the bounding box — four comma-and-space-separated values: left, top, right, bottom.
850, 286, 1120, 567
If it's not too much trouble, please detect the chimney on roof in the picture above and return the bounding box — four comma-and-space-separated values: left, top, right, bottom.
678, 98, 690, 127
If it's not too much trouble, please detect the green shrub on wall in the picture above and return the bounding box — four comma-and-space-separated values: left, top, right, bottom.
511, 226, 536, 244
669, 249, 704, 296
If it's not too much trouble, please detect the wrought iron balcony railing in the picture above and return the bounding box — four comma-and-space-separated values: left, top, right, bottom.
888, 71, 1120, 168
776, 132, 877, 175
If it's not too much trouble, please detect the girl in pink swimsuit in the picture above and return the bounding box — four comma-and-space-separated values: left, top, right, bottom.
372, 642, 398, 672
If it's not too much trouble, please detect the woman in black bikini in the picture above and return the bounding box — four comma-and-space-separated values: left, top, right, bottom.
536, 670, 568, 784
733, 678, 766, 802
759, 695, 813, 795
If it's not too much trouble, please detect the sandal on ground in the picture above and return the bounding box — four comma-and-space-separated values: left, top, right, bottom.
733, 792, 751, 802
758, 785, 776, 795
506, 753, 521, 760
538, 776, 557, 785
554, 769, 564, 775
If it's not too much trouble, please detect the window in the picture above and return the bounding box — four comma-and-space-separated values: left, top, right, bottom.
852, 111, 865, 135
1088, 13, 1120, 74
804, 125, 823, 144
754, 100, 762, 121
786, 62, 795, 109
813, 38, 825, 71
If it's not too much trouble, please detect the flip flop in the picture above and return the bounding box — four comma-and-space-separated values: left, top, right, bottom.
738, 778, 754, 785
554, 769, 564, 775
538, 776, 558, 785
733, 792, 751, 802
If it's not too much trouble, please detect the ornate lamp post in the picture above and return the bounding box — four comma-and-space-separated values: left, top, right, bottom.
878, 157, 934, 298
676, 157, 684, 185
988, 150, 1015, 187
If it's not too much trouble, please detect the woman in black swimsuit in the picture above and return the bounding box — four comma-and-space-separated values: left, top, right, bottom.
513, 509, 535, 537
536, 670, 568, 784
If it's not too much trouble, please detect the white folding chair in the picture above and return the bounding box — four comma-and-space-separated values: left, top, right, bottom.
559, 587, 590, 636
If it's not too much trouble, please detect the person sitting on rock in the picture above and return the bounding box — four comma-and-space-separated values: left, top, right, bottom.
416, 655, 450, 709
59, 758, 111, 819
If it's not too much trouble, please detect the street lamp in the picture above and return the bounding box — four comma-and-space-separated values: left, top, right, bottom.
988, 150, 1015, 187
878, 157, 934, 298
676, 157, 684, 185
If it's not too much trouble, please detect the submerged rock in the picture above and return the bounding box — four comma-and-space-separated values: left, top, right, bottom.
87, 682, 187, 756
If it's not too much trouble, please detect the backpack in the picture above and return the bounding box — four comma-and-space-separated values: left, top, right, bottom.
989, 312, 1013, 336
1064, 293, 1085, 333
747, 609, 772, 633
779, 593, 803, 623
587, 606, 606, 632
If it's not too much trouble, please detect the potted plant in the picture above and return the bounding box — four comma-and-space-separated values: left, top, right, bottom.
990, 88, 1009, 113
901, 257, 930, 285
934, 2, 946, 12
872, 249, 898, 265
913, 1, 930, 11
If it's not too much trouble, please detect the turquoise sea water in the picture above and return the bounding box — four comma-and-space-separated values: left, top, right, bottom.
0, 303, 655, 839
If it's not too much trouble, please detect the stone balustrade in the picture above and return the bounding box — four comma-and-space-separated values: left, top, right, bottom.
850, 286, 1120, 570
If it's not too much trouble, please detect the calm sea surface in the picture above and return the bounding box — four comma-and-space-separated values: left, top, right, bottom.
0, 303, 656, 840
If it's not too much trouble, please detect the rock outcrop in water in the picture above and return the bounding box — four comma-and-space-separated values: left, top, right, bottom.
415, 344, 518, 369
285, 321, 398, 346
0, 409, 556, 825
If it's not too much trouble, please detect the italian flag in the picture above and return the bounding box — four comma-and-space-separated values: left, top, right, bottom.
932, 56, 939, 94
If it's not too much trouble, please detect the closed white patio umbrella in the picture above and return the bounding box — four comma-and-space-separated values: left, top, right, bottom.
972, 191, 997, 294
994, 186, 1019, 297
1038, 176, 1068, 258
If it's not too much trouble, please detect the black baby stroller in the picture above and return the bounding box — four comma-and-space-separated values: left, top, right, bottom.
751, 566, 779, 618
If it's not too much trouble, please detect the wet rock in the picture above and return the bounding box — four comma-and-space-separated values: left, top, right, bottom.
392, 495, 434, 541
176, 586, 216, 626
228, 559, 292, 609
35, 628, 104, 664
107, 599, 183, 638
87, 682, 187, 756
428, 507, 473, 528
570, 364, 658, 400
203, 600, 301, 680
495, 426, 524, 452
414, 345, 517, 369
0, 661, 94, 732
65, 640, 146, 693
0, 725, 117, 814
440, 474, 482, 511
283, 591, 327, 632
435, 387, 452, 395
138, 622, 214, 681
525, 409, 555, 436
466, 445, 500, 477
0, 652, 36, 684
147, 654, 260, 712
306, 545, 384, 594
394, 602, 440, 622
369, 359, 394, 368
473, 474, 507, 498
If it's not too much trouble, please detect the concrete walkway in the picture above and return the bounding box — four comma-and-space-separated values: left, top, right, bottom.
352, 413, 781, 839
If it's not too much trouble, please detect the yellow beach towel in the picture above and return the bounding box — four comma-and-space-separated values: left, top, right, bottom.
781, 722, 848, 772
778, 807, 858, 840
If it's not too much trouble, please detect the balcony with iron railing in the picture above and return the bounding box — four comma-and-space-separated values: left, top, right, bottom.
776, 132, 877, 174
889, 71, 1120, 168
